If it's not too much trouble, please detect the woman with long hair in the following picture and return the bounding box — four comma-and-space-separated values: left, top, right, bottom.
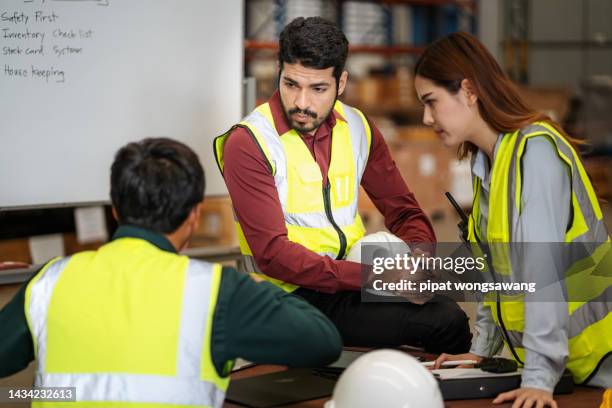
415, 32, 611, 407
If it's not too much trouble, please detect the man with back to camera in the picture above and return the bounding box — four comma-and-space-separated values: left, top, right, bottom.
0, 138, 342, 407
214, 17, 471, 353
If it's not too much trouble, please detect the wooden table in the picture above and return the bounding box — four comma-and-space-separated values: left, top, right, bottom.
225, 363, 605, 407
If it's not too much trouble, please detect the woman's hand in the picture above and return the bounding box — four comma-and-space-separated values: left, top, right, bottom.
432, 352, 482, 369
493, 387, 557, 408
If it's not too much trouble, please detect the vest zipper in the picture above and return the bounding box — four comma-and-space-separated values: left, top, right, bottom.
323, 183, 347, 260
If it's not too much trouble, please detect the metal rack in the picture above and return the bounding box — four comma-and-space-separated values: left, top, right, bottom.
245, 0, 476, 56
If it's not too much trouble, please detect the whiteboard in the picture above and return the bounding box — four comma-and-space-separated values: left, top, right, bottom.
0, 0, 242, 209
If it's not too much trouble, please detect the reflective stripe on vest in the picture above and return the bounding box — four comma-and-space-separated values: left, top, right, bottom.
467, 122, 612, 383
505, 283, 612, 346
25, 250, 227, 408
214, 100, 371, 292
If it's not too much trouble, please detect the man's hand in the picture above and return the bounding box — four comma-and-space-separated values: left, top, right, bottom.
382, 266, 434, 305
431, 352, 483, 369
249, 272, 265, 283
396, 248, 437, 304
493, 387, 557, 408
364, 247, 438, 304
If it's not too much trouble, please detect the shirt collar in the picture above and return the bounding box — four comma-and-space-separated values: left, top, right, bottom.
112, 225, 177, 253
268, 90, 346, 137
471, 133, 504, 188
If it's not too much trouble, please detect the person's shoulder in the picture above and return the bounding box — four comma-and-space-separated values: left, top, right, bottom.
41, 255, 80, 272
336, 100, 370, 125
186, 262, 257, 291
218, 264, 244, 287
518, 122, 563, 144
183, 259, 236, 275
224, 125, 255, 150
214, 266, 287, 316
522, 133, 562, 161
521, 133, 570, 183
336, 101, 382, 145
180, 260, 244, 297
217, 266, 277, 294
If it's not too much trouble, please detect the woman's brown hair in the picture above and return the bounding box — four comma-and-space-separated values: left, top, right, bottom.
414, 32, 582, 159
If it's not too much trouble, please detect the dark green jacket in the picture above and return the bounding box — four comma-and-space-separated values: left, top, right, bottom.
0, 226, 342, 378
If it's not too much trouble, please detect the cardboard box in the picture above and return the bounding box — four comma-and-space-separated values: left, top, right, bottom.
0, 233, 104, 265
190, 196, 237, 248
584, 157, 612, 200
345, 69, 418, 114
388, 139, 457, 219
356, 128, 474, 230
0, 239, 31, 263
517, 86, 572, 123
395, 126, 438, 142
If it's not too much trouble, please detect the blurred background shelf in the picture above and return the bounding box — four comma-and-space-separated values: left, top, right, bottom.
2, 0, 611, 276
245, 39, 425, 55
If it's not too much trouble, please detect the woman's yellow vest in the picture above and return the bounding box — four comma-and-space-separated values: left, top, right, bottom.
214, 101, 371, 292
467, 122, 612, 384
24, 238, 231, 408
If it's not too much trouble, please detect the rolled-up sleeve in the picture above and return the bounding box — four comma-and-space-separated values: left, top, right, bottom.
469, 302, 504, 357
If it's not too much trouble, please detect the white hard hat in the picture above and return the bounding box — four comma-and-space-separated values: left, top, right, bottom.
345, 231, 410, 263
324, 349, 444, 408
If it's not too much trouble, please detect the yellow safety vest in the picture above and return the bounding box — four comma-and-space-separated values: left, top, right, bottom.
467, 122, 612, 384
214, 100, 372, 292
24, 238, 230, 408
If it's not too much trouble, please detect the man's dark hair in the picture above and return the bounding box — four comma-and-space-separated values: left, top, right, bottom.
279, 16, 349, 84
110, 138, 204, 234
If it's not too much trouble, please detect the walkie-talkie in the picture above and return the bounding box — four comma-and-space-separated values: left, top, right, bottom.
445, 192, 469, 243
476, 357, 518, 374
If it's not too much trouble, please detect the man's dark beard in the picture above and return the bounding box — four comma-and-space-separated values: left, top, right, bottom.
287, 107, 317, 119
280, 94, 337, 134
